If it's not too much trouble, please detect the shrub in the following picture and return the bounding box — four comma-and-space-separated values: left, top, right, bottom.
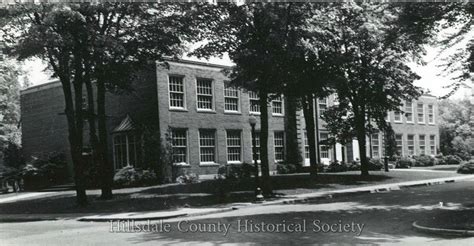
175, 171, 199, 184
218, 163, 255, 179
113, 166, 158, 188
21, 164, 48, 190
276, 163, 298, 174
443, 155, 463, 165
326, 161, 347, 173
367, 158, 383, 171
347, 160, 361, 171
396, 157, 414, 168
435, 155, 446, 165
413, 155, 435, 167
457, 160, 474, 174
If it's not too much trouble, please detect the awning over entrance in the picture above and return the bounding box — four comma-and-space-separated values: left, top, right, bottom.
113, 115, 136, 133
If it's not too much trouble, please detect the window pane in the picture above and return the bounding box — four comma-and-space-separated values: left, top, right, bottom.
272, 96, 283, 115
249, 91, 260, 113
169, 76, 185, 108
199, 129, 216, 163
226, 130, 241, 162
172, 129, 187, 164
197, 79, 213, 110
274, 131, 285, 162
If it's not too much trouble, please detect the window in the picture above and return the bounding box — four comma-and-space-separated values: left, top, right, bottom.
226, 130, 241, 163
419, 134, 426, 155
395, 134, 403, 156
407, 134, 415, 155
429, 135, 436, 155
304, 131, 310, 161
371, 133, 380, 158
394, 107, 402, 123
320, 132, 329, 159
318, 97, 328, 118
171, 129, 187, 164
274, 131, 285, 162
385, 112, 390, 122
224, 83, 240, 112
249, 91, 260, 114
169, 76, 185, 109
199, 129, 216, 163
428, 104, 435, 124
405, 101, 414, 123
272, 96, 284, 115
251, 132, 260, 162
113, 133, 139, 169
196, 78, 213, 110
417, 103, 425, 124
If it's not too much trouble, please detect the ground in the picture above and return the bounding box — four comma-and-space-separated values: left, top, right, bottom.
1, 169, 474, 245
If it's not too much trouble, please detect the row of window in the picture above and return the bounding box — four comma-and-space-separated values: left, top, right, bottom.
389, 101, 435, 124
303, 131, 331, 160
392, 133, 436, 156
171, 129, 285, 165
169, 76, 284, 115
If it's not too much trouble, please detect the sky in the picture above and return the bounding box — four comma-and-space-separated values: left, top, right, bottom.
23, 39, 472, 100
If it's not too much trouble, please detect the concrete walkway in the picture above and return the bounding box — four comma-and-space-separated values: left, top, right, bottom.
0, 191, 61, 204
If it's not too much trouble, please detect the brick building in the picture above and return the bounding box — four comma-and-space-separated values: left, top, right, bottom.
21, 59, 439, 178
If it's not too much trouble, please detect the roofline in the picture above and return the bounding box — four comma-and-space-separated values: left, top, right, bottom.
162, 57, 233, 70
21, 79, 61, 95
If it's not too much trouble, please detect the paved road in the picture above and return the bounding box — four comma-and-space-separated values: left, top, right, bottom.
1, 179, 474, 245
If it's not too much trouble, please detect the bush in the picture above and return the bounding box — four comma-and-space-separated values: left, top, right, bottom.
21, 164, 48, 190
443, 155, 463, 165
457, 160, 474, 174
396, 157, 414, 168
276, 163, 298, 174
175, 171, 199, 184
413, 155, 435, 167
367, 158, 383, 171
347, 160, 361, 171
113, 166, 158, 188
218, 163, 255, 179
326, 161, 347, 173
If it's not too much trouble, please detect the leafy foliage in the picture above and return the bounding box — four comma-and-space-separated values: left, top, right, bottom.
457, 160, 474, 174
113, 165, 158, 188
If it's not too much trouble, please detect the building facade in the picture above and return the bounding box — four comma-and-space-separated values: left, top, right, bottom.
20, 59, 440, 178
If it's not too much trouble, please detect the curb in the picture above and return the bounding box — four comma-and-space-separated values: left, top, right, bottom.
413, 221, 474, 237
77, 206, 238, 222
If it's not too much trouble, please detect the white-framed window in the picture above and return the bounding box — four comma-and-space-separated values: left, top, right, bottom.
199, 129, 216, 163
394, 106, 402, 123
405, 100, 414, 123
429, 135, 436, 155
371, 133, 380, 158
395, 134, 403, 156
272, 96, 284, 116
251, 131, 260, 162
428, 104, 435, 124
113, 133, 139, 169
196, 78, 213, 110
318, 97, 328, 118
419, 134, 426, 155
417, 103, 425, 124
407, 134, 415, 155
171, 129, 187, 164
169, 75, 185, 109
224, 83, 240, 112
304, 131, 310, 161
274, 131, 285, 162
319, 132, 329, 159
226, 130, 242, 163
249, 91, 260, 114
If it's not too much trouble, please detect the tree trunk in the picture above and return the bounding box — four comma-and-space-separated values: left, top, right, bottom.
284, 94, 300, 168
85, 79, 99, 188
302, 94, 318, 177
97, 78, 113, 199
258, 91, 272, 195
355, 116, 370, 176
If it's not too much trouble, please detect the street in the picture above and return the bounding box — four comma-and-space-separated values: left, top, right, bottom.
1, 178, 474, 245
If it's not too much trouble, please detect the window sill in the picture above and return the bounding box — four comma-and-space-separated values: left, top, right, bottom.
169, 108, 188, 112
393, 121, 403, 124
224, 111, 242, 115
173, 163, 191, 167
249, 112, 261, 116
197, 109, 216, 114
418, 122, 425, 125
272, 114, 284, 117
227, 161, 242, 165
199, 162, 220, 166
428, 123, 436, 125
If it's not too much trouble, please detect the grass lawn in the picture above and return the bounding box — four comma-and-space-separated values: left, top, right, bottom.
0, 170, 464, 216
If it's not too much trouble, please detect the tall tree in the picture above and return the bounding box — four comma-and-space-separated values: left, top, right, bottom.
305, 3, 422, 176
